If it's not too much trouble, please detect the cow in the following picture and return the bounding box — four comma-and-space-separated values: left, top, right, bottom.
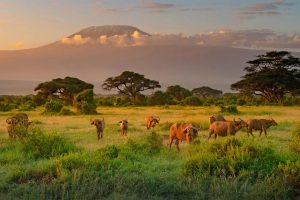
145, 116, 160, 130
5, 113, 31, 139
208, 118, 248, 140
119, 120, 128, 136
169, 123, 199, 152
209, 115, 226, 124
246, 118, 277, 137
6, 117, 18, 139
91, 118, 105, 140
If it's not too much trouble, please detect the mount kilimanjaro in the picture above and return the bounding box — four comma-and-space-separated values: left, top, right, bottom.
0, 25, 280, 95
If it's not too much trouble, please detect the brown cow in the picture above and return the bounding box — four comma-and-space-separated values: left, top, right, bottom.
209, 115, 226, 124
91, 118, 105, 140
145, 116, 160, 130
208, 118, 248, 140
119, 120, 128, 136
246, 118, 277, 137
169, 123, 199, 152
6, 113, 31, 139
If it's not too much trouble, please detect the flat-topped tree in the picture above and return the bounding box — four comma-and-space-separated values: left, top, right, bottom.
34, 77, 94, 105
231, 51, 300, 103
192, 86, 222, 98
102, 71, 161, 102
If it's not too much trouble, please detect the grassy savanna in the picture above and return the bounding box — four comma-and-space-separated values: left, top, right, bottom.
0, 106, 300, 199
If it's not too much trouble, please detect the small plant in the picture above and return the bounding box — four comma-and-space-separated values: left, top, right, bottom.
97, 145, 119, 160
18, 101, 37, 111
219, 105, 239, 114
44, 99, 64, 113
20, 128, 78, 159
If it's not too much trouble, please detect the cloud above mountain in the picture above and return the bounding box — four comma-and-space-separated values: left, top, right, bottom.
237, 0, 296, 20
60, 29, 300, 51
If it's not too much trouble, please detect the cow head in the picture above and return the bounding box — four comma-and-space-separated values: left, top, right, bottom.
269, 118, 277, 126
183, 125, 199, 142
6, 117, 17, 125
150, 117, 160, 128
119, 120, 128, 126
233, 118, 248, 129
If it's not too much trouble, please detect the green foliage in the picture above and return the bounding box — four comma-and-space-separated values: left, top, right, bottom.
183, 96, 203, 106
97, 145, 119, 160
126, 132, 163, 155
59, 107, 76, 116
18, 100, 37, 111
166, 85, 191, 101
148, 91, 173, 105
219, 105, 239, 114
20, 128, 78, 159
44, 99, 64, 113
0, 101, 15, 112
74, 89, 97, 114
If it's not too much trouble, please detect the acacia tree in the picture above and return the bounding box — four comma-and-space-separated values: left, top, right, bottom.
192, 86, 222, 98
166, 85, 191, 101
231, 51, 300, 103
34, 77, 94, 105
102, 71, 161, 102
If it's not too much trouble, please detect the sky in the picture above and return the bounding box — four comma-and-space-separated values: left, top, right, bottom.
0, 0, 300, 50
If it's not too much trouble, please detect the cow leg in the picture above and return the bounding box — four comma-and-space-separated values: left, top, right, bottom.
248, 128, 254, 137
169, 137, 174, 150
264, 129, 267, 137
214, 134, 217, 140
208, 130, 213, 140
97, 132, 100, 141
259, 130, 263, 137
175, 139, 180, 152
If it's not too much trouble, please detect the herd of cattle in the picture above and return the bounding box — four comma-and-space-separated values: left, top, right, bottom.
5, 113, 278, 152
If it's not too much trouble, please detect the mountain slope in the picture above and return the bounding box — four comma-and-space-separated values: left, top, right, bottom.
0, 25, 298, 95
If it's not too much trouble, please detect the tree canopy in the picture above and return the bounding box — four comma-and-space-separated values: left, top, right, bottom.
34, 77, 94, 104
231, 51, 300, 103
166, 85, 191, 101
192, 86, 222, 98
102, 71, 161, 101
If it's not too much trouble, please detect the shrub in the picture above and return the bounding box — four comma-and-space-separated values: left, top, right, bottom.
219, 105, 239, 114
126, 132, 163, 155
97, 145, 119, 160
183, 96, 203, 106
0, 102, 15, 112
18, 101, 37, 111
9, 160, 61, 184
44, 99, 63, 113
74, 89, 97, 114
20, 128, 78, 159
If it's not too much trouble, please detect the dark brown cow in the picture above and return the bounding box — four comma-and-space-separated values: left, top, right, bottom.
246, 118, 277, 137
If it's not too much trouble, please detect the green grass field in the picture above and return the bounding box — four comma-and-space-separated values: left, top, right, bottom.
0, 106, 299, 199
